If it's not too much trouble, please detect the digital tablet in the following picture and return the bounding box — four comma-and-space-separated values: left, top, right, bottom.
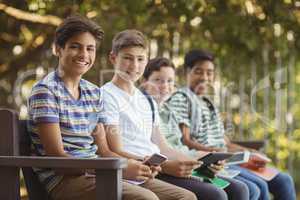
225, 151, 250, 165
198, 152, 234, 167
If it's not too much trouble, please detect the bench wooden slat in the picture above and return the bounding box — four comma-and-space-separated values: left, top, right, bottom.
232, 140, 266, 150
0, 156, 127, 169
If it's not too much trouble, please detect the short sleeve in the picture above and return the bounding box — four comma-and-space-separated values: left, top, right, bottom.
28, 85, 59, 124
153, 100, 160, 126
167, 93, 191, 127
98, 88, 120, 125
97, 90, 105, 123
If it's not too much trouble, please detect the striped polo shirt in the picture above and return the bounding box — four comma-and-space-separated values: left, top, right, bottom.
159, 103, 198, 157
166, 87, 226, 149
27, 70, 103, 192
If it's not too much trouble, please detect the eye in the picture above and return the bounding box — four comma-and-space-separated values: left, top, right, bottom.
167, 79, 174, 84
138, 57, 145, 62
87, 47, 95, 52
123, 56, 132, 60
194, 69, 203, 75
207, 71, 214, 76
69, 44, 80, 49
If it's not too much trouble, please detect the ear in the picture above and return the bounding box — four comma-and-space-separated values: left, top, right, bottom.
52, 43, 57, 56
213, 70, 216, 81
53, 44, 62, 57
140, 80, 150, 91
171, 85, 177, 93
109, 51, 116, 65
140, 77, 147, 84
185, 68, 192, 79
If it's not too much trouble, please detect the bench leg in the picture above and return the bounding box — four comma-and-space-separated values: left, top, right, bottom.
0, 167, 20, 200
95, 169, 122, 200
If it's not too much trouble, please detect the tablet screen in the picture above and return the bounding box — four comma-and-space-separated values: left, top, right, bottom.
225, 151, 250, 165
199, 152, 233, 166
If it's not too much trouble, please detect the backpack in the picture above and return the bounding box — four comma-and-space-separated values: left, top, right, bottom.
141, 90, 155, 124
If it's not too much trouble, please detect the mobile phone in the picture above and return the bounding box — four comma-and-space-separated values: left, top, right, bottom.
143, 153, 168, 166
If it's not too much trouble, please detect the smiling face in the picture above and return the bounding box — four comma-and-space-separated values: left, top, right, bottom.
110, 46, 148, 83
187, 60, 215, 95
144, 66, 175, 103
56, 31, 96, 78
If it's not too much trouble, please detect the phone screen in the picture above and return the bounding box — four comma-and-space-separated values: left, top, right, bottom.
144, 153, 167, 166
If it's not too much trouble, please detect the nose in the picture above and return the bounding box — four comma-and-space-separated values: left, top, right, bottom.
202, 72, 209, 82
79, 47, 89, 58
132, 58, 139, 68
160, 80, 168, 87
159, 80, 169, 91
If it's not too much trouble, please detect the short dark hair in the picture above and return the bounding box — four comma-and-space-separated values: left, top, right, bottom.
54, 14, 104, 48
184, 49, 214, 70
143, 57, 175, 80
112, 29, 148, 54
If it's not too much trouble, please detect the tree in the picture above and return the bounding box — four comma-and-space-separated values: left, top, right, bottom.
1, 0, 300, 194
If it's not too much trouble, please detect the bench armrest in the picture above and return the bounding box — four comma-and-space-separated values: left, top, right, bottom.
0, 156, 127, 169
232, 140, 266, 150
0, 156, 127, 200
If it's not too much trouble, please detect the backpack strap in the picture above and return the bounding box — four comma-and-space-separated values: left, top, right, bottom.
201, 96, 217, 115
168, 90, 193, 120
141, 90, 155, 124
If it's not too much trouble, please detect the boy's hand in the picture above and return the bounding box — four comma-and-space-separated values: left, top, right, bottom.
123, 159, 152, 181
91, 124, 106, 138
161, 160, 202, 178
240, 152, 270, 170
210, 147, 226, 152
142, 156, 162, 178
208, 160, 225, 174
150, 165, 162, 178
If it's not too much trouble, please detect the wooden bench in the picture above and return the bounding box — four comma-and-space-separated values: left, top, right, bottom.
0, 109, 127, 200
233, 140, 266, 151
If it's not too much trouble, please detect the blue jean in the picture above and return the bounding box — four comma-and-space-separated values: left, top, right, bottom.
235, 175, 260, 200
231, 166, 296, 200
157, 173, 249, 200
268, 171, 296, 200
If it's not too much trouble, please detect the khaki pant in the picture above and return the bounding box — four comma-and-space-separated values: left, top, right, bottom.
50, 175, 196, 200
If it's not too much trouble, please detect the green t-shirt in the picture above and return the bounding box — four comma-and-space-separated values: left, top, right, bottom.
159, 103, 198, 157
166, 87, 226, 149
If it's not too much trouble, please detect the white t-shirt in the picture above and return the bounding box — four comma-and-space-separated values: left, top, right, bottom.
99, 82, 161, 157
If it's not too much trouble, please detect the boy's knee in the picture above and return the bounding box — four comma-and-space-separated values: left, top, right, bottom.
256, 179, 269, 191
123, 189, 159, 200
168, 185, 197, 200
270, 172, 295, 193
237, 181, 249, 194
210, 189, 228, 200
249, 183, 261, 200
181, 190, 197, 200
142, 193, 160, 200
278, 173, 293, 183
226, 179, 249, 200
